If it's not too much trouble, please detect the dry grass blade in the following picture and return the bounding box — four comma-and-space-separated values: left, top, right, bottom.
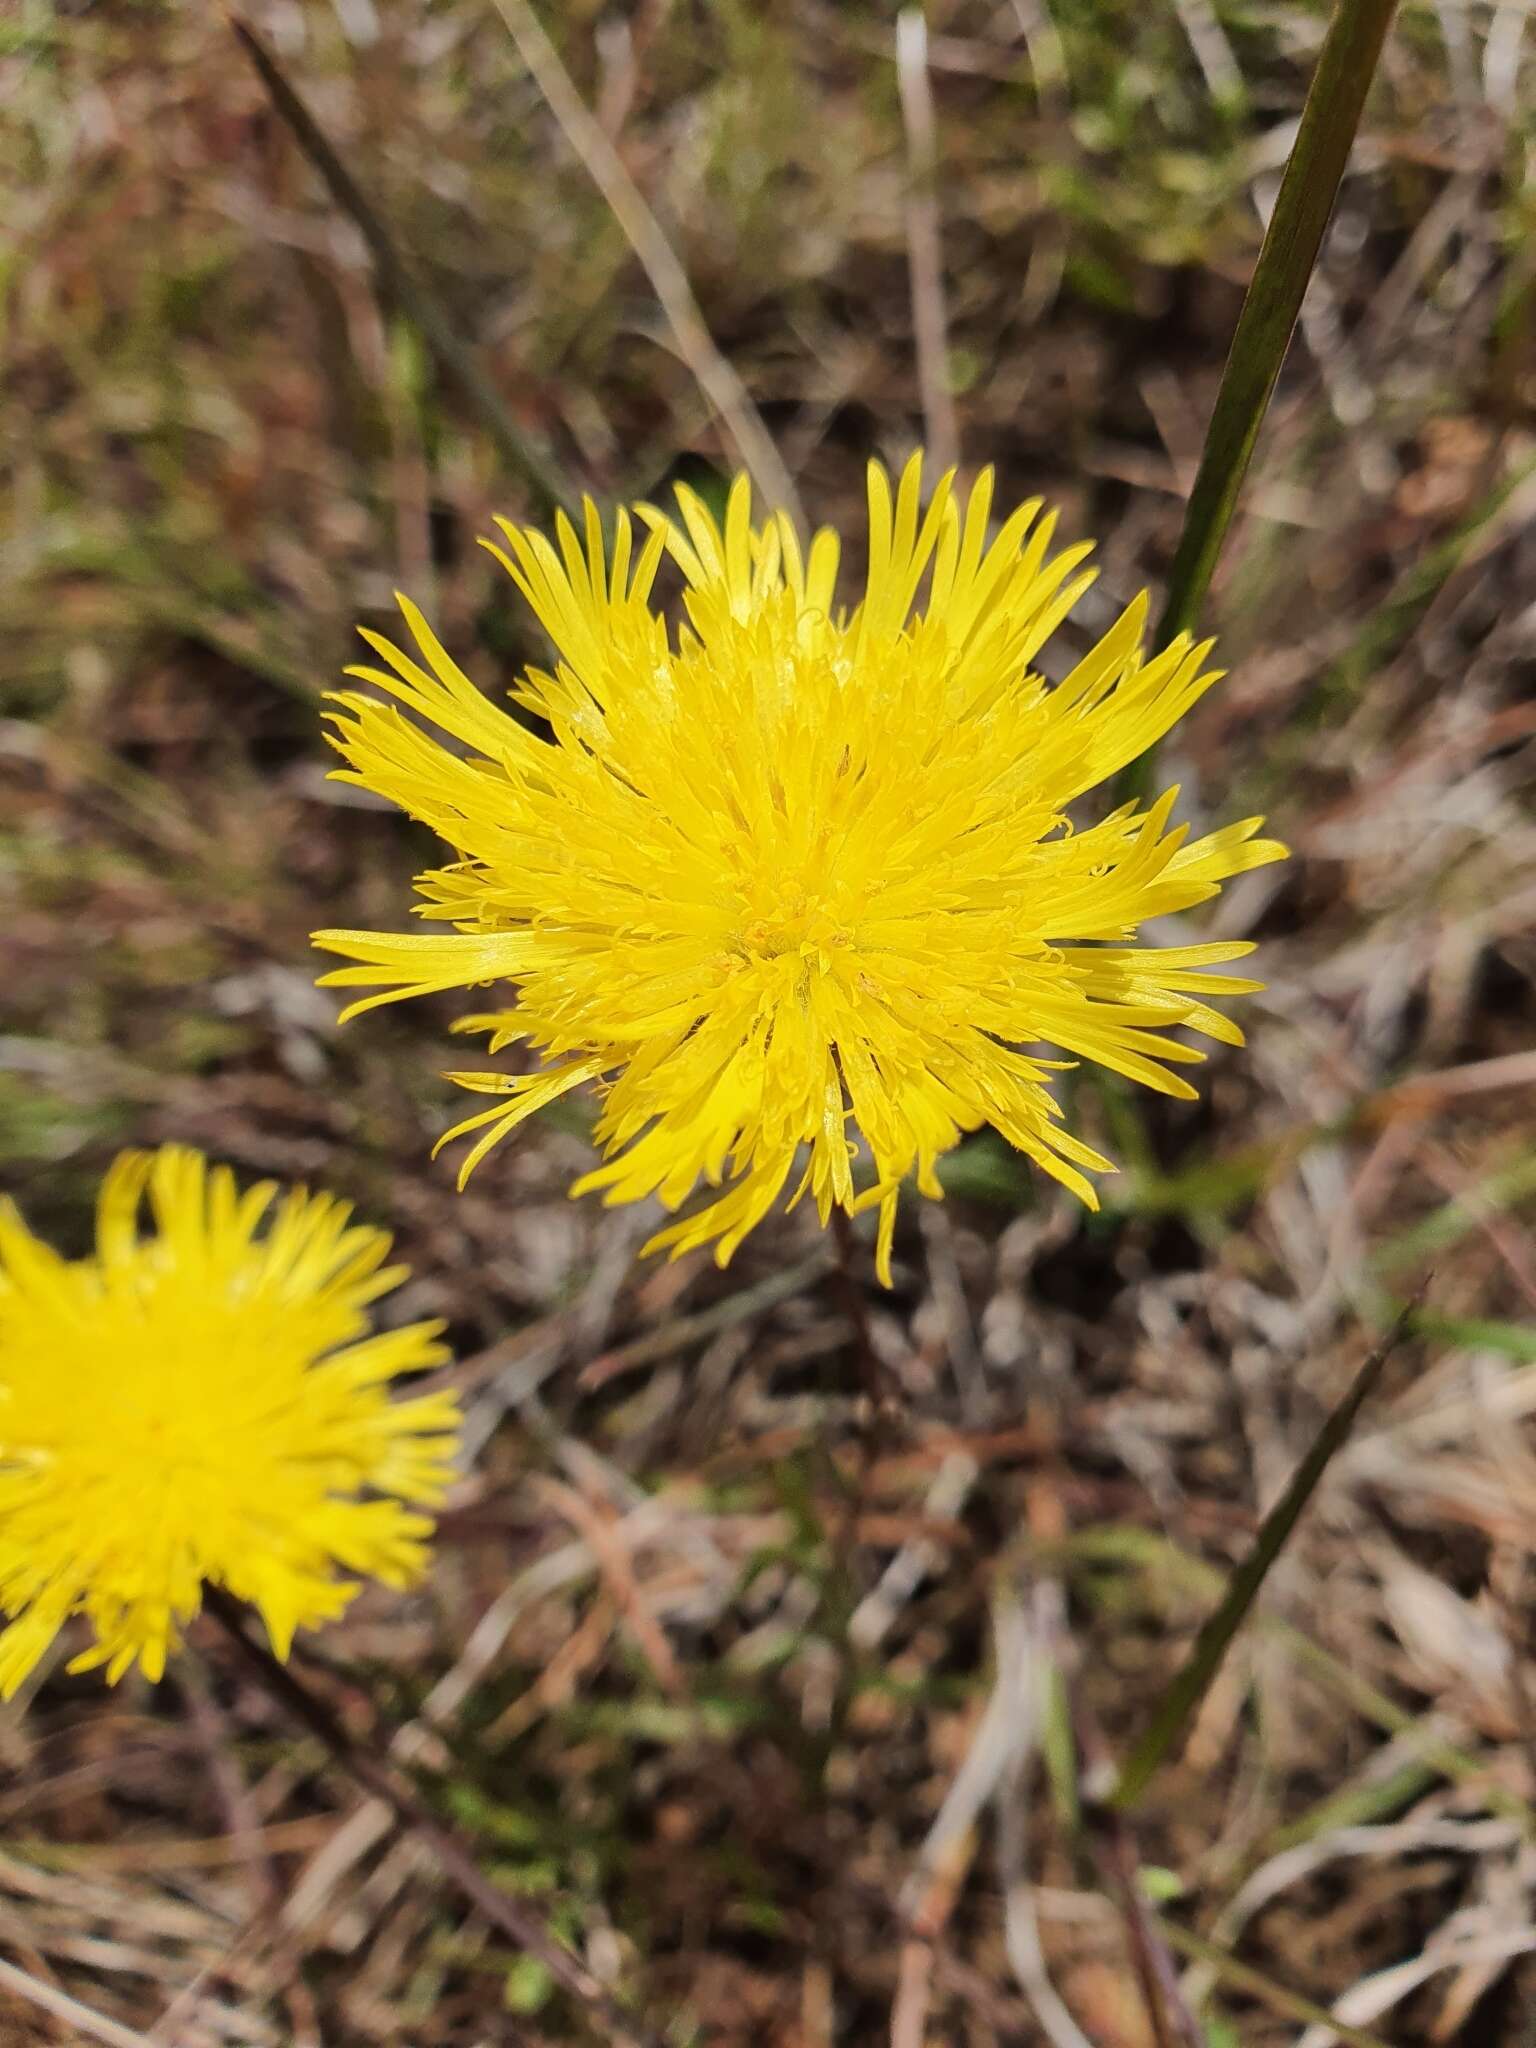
228, 13, 568, 511
1108, 1298, 1421, 1811
0, 1955, 156, 2048
579, 1246, 834, 1386
895, 10, 960, 476
490, 0, 803, 521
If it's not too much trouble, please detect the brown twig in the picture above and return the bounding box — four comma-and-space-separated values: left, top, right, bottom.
1075, 1702, 1205, 2048
202, 1589, 663, 2048
229, 13, 568, 513
579, 1246, 833, 1389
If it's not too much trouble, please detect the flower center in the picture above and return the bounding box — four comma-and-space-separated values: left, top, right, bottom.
738, 882, 851, 963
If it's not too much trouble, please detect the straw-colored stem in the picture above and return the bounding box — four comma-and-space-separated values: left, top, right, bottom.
491, 0, 802, 524
896, 8, 960, 477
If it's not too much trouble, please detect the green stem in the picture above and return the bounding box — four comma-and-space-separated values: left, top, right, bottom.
1160, 0, 1398, 643
1156, 1920, 1399, 2048
1120, 0, 1399, 799
1107, 1299, 1417, 1812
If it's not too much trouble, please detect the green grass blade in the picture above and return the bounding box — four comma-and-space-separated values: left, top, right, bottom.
1106, 1300, 1418, 1811
229, 15, 568, 513
1157, 0, 1399, 646
1370, 1149, 1536, 1276
1119, 0, 1398, 801
1396, 1305, 1536, 1364
1155, 1921, 1398, 2048
1053, 1521, 1536, 1834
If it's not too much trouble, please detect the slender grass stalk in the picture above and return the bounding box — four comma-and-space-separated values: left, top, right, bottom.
1051, 1519, 1536, 1832
1119, 0, 1399, 800
896, 8, 960, 476
1155, 1920, 1399, 2048
1106, 1298, 1419, 1812
489, 0, 802, 522
0, 1956, 155, 2048
229, 15, 568, 514
1090, 1822, 1203, 2048
1160, 0, 1399, 642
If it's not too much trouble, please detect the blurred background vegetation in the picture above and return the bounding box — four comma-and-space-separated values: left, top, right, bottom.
5, 1, 1536, 2042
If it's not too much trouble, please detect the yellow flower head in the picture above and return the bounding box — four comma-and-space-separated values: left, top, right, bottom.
0, 1146, 460, 1696
314, 458, 1285, 1283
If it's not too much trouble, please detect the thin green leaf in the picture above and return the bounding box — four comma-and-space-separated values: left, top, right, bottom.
1397, 1305, 1536, 1365
1120, 0, 1399, 800
1371, 1149, 1536, 1275
1264, 1756, 1439, 1856
1107, 1299, 1418, 1810
1155, 1920, 1399, 2048
1057, 1520, 1536, 1834
1159, 0, 1399, 643
1038, 1656, 1081, 1836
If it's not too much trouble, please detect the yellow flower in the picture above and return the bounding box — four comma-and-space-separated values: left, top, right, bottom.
0, 1146, 459, 1696
314, 457, 1285, 1284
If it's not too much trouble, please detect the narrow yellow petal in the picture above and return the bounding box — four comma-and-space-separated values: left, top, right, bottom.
0, 1148, 462, 1690
312, 457, 1284, 1279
